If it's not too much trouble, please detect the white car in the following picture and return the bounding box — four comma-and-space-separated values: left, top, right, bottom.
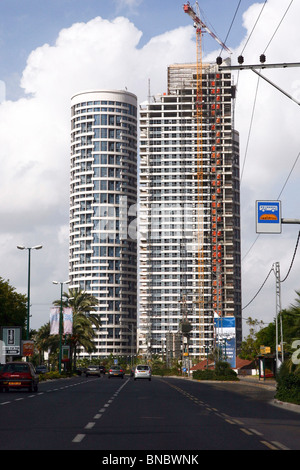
134, 365, 151, 381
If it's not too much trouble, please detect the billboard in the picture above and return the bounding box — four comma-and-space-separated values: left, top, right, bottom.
214, 316, 236, 368
256, 200, 281, 234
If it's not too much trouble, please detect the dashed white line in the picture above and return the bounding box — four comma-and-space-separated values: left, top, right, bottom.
249, 428, 263, 436
271, 441, 290, 450
240, 428, 253, 436
260, 440, 279, 450
85, 422, 95, 429
72, 434, 85, 443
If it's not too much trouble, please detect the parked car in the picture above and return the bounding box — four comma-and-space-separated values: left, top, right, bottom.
134, 365, 151, 381
108, 366, 125, 379
75, 366, 87, 376
35, 365, 48, 374
85, 365, 101, 377
0, 361, 39, 392
99, 365, 106, 374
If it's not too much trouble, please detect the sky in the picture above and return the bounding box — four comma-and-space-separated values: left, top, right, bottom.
0, 0, 300, 341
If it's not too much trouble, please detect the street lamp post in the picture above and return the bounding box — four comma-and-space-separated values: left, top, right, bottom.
17, 245, 43, 340
52, 280, 70, 373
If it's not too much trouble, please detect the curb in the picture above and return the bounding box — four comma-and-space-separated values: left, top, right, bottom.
273, 399, 300, 414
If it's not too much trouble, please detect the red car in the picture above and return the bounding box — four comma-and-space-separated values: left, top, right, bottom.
0, 362, 39, 392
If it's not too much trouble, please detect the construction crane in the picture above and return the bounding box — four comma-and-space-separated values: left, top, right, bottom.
183, 2, 231, 54
183, 2, 231, 358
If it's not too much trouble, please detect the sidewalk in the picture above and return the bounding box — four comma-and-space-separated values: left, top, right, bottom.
237, 375, 277, 390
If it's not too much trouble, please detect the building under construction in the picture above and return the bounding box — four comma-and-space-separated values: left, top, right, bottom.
139, 61, 242, 360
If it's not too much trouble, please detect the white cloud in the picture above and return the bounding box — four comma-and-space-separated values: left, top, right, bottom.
1, 0, 300, 336
0, 15, 195, 329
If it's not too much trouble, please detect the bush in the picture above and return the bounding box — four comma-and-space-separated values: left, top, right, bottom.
192, 361, 239, 381
192, 369, 215, 380
275, 372, 300, 405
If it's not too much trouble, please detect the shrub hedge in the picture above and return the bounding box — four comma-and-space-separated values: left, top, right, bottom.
192, 361, 239, 381
275, 373, 300, 405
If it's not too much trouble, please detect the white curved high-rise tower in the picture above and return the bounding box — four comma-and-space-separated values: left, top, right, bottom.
70, 90, 137, 359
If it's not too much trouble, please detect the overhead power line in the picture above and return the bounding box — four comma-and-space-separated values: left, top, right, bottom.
242, 267, 274, 311
263, 0, 294, 54
242, 230, 300, 310
281, 231, 300, 283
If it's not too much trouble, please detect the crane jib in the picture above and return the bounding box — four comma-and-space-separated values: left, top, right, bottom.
183, 3, 231, 54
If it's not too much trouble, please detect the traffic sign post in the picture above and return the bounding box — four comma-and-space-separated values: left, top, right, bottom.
255, 200, 300, 371
256, 200, 281, 234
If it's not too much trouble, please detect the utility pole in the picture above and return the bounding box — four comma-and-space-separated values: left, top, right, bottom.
274, 262, 284, 370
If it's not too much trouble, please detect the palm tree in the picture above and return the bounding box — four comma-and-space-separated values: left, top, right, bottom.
53, 288, 100, 370
35, 322, 60, 368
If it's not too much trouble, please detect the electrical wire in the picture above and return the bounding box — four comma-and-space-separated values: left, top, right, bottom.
240, 73, 261, 182
277, 149, 300, 199
280, 230, 300, 283
263, 0, 294, 54
240, 0, 267, 55
242, 147, 300, 261
242, 230, 300, 309
242, 266, 274, 310
218, 0, 241, 56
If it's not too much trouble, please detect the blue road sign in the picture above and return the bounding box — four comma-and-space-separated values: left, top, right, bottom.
256, 200, 281, 233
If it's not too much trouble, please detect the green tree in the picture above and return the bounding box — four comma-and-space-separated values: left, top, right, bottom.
0, 277, 27, 334
239, 317, 264, 361
53, 288, 100, 370
34, 322, 59, 366
255, 321, 276, 352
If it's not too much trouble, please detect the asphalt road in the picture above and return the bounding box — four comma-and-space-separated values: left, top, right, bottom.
0, 374, 299, 453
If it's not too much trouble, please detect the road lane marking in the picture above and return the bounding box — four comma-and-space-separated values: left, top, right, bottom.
72, 434, 85, 443
225, 419, 236, 425
271, 441, 290, 450
231, 419, 244, 425
260, 440, 279, 450
85, 422, 95, 429
72, 378, 130, 445
249, 428, 263, 436
240, 428, 253, 435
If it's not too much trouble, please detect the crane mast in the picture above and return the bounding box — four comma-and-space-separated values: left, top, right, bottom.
183, 2, 231, 358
